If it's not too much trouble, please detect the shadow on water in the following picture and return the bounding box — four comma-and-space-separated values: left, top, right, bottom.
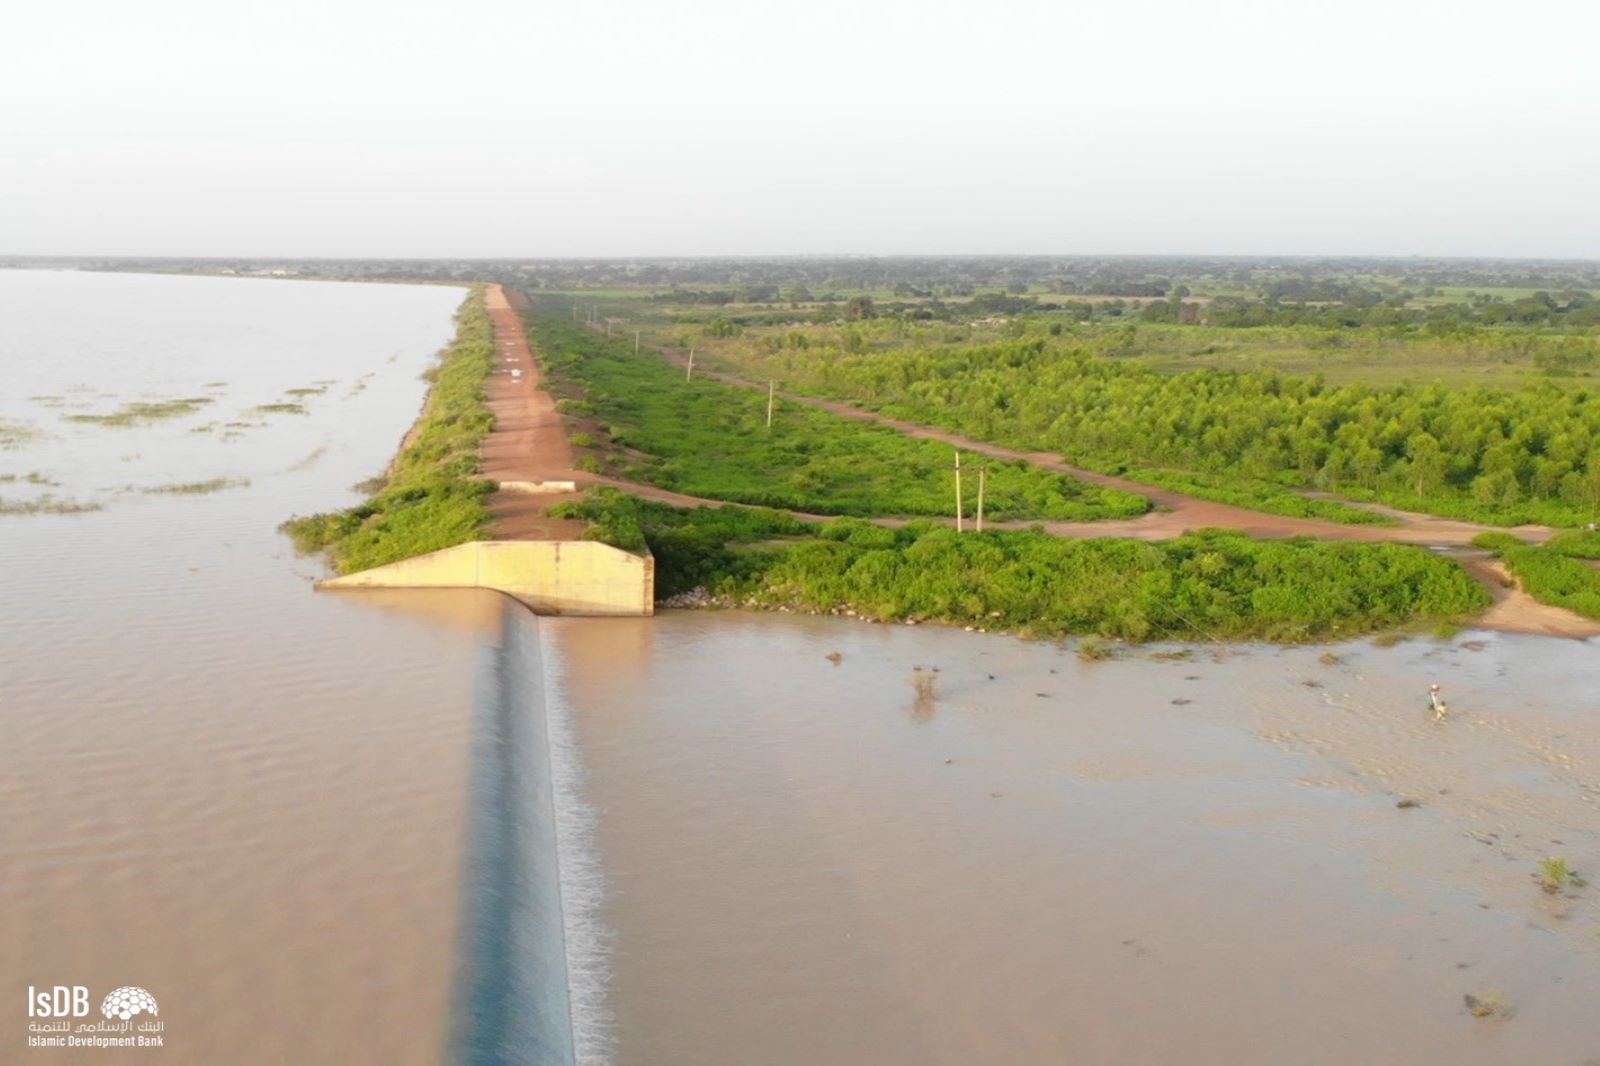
449, 600, 577, 1066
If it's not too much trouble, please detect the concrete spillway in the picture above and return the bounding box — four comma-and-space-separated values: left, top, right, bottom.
451, 602, 589, 1066
315, 540, 654, 617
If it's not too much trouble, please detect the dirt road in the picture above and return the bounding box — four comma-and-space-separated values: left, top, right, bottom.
481, 284, 587, 539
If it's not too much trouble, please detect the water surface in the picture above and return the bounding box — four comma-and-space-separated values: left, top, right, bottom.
1, 270, 486, 1063
546, 611, 1600, 1065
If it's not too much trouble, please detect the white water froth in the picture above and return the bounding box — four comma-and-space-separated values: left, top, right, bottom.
540, 619, 614, 1066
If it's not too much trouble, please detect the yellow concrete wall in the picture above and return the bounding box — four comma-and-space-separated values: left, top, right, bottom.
316, 541, 654, 616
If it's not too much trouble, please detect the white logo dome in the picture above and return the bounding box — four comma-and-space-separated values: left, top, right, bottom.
101, 987, 158, 1021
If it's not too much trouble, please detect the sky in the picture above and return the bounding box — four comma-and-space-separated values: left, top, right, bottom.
3, 0, 1597, 259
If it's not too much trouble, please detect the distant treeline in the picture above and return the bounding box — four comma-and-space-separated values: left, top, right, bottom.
1144, 290, 1600, 330
26, 253, 1600, 301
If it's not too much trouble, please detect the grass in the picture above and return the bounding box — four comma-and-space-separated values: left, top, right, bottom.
0, 420, 43, 447
1538, 856, 1571, 894
0, 495, 103, 515
279, 288, 497, 573
65, 398, 212, 426
531, 302, 1148, 521
556, 489, 1490, 642
249, 402, 309, 416
141, 477, 250, 495
1077, 637, 1114, 660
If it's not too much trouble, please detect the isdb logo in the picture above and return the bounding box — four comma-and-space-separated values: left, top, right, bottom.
26, 985, 166, 1050
100, 987, 158, 1021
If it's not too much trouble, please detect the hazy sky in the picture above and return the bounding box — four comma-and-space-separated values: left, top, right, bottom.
4, 0, 1596, 258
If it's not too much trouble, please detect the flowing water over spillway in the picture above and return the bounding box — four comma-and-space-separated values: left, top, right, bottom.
6, 270, 1600, 1064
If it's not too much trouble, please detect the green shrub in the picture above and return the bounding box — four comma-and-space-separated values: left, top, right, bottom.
280, 289, 497, 572
560, 491, 1489, 640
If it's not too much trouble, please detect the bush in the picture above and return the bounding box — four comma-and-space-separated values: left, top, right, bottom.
280, 289, 497, 572
562, 491, 1490, 640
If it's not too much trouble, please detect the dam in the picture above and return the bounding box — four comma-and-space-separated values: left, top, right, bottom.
314, 283, 654, 617
315, 539, 654, 616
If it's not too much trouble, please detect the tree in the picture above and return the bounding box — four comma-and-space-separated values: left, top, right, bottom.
843, 296, 875, 321
1406, 430, 1445, 496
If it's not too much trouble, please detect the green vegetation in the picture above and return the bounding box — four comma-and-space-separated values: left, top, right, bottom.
0, 495, 103, 515
65, 398, 212, 426
1538, 856, 1571, 894
1529, 851, 1568, 889
555, 489, 1488, 641
249, 402, 308, 416
1472, 531, 1600, 619
683, 334, 1600, 527
280, 289, 496, 573
141, 477, 250, 495
532, 306, 1148, 521
0, 420, 42, 449
549, 489, 808, 595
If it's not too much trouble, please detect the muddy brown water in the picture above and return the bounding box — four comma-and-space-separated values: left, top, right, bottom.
1, 270, 483, 1064
548, 613, 1600, 1065
6, 270, 1600, 1064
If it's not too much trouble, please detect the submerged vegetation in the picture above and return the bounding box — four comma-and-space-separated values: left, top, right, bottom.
0, 495, 104, 515
555, 489, 1488, 641
280, 288, 495, 573
531, 306, 1148, 521
1538, 856, 1572, 895
141, 477, 251, 495
0, 419, 43, 448
66, 397, 213, 426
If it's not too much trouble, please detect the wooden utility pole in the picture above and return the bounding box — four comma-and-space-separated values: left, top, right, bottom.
635, 330, 641, 355
954, 451, 964, 532
976, 465, 986, 532
766, 380, 775, 428
686, 349, 695, 381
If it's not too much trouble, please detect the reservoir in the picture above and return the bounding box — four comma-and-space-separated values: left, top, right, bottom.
5, 269, 1600, 1064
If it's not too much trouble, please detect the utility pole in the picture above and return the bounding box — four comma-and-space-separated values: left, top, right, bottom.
605, 320, 612, 338
976, 464, 986, 532
766, 380, 775, 428
954, 451, 964, 532
686, 349, 695, 381
635, 330, 641, 355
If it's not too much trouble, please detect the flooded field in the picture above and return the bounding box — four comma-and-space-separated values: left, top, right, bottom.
546, 612, 1600, 1065
0, 270, 487, 1063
